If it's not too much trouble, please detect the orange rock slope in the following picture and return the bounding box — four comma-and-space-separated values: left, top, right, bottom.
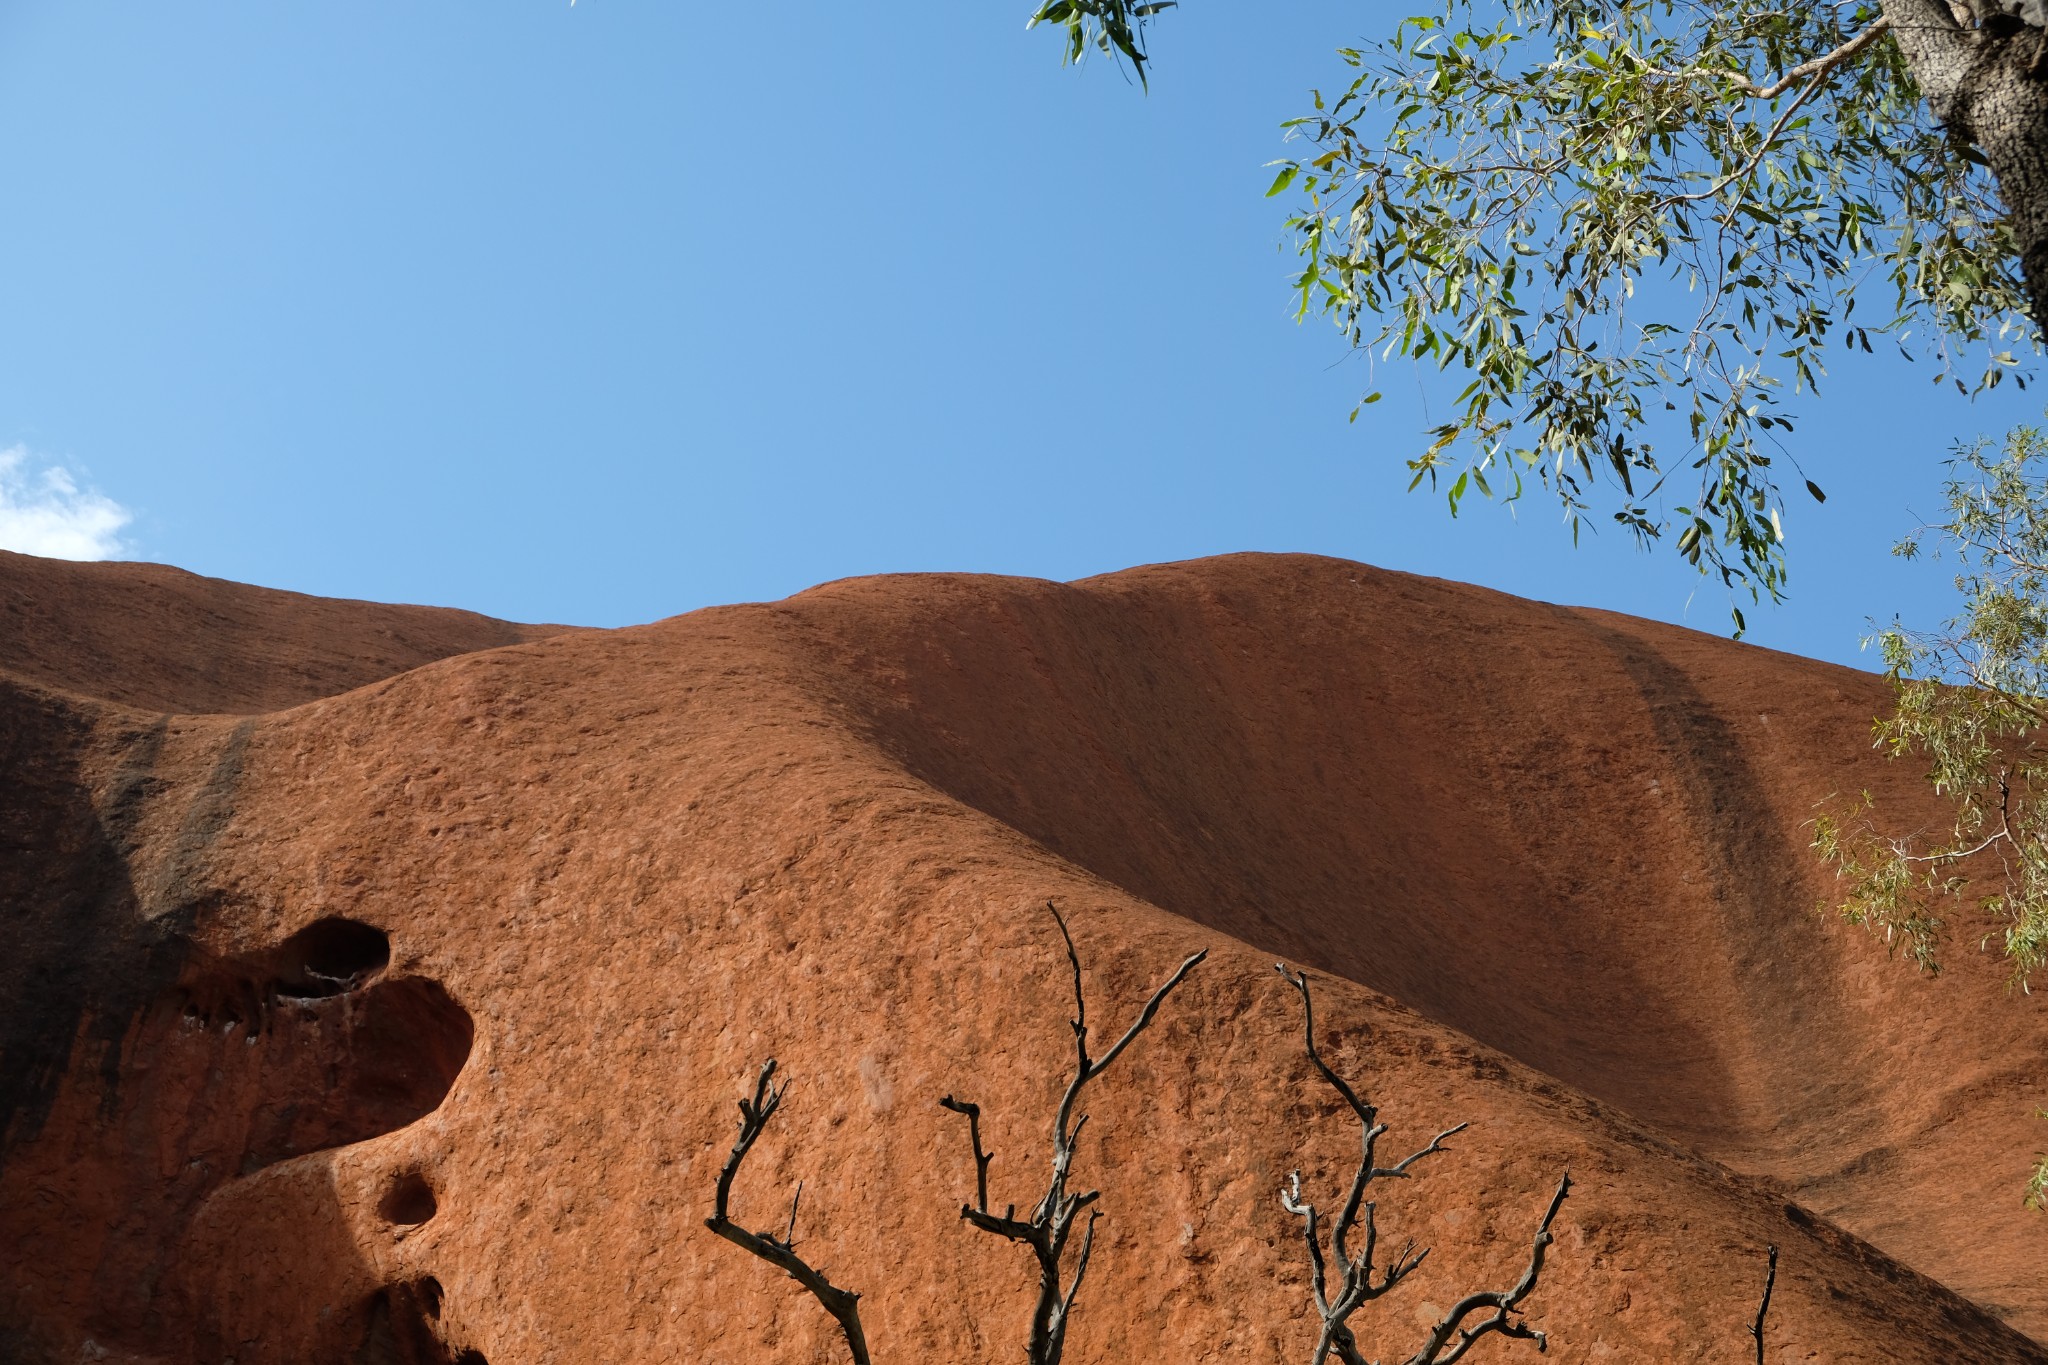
3, 547, 2047, 1364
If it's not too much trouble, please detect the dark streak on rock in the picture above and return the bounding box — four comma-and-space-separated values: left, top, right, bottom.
0, 682, 161, 1156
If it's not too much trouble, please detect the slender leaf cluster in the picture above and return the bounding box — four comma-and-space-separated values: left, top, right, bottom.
1270, 1, 2027, 622
1027, 0, 1177, 84
1814, 421, 2048, 1206
1816, 423, 2048, 997
2030, 1115, 2048, 1212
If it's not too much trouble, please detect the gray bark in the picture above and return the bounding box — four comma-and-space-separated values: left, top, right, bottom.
1885, 0, 2048, 333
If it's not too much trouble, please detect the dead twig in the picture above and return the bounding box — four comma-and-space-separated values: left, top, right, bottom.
942, 902, 1207, 1365
1400, 1173, 1572, 1365
705, 1059, 873, 1365
1750, 1244, 1779, 1365
1276, 964, 1570, 1365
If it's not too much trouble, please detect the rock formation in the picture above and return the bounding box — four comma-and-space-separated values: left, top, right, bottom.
2, 547, 2046, 1363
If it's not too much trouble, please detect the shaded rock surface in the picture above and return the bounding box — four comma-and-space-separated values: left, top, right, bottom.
2, 549, 2046, 1363
0, 547, 571, 715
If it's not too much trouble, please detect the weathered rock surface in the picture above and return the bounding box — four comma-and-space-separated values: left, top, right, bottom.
2, 549, 2046, 1364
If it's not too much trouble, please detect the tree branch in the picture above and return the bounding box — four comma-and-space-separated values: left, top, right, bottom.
1403, 1173, 1573, 1365
945, 904, 1206, 1365
938, 1095, 993, 1212
1750, 1244, 1780, 1365
1049, 902, 1209, 1148
705, 1059, 874, 1365
1375, 1125, 1471, 1180
1668, 65, 1840, 207
1732, 17, 1895, 100
1277, 964, 1568, 1365
1282, 1172, 1335, 1314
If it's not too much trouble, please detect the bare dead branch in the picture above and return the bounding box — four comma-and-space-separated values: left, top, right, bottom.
1049, 903, 1209, 1152
1750, 1244, 1779, 1365
1402, 1173, 1572, 1365
1276, 964, 1568, 1365
1057, 1208, 1103, 1332
705, 1059, 874, 1365
938, 1095, 993, 1212
943, 903, 1207, 1365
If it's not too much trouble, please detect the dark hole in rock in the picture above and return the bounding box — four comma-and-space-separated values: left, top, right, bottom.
242, 975, 475, 1169
277, 917, 391, 998
380, 1171, 439, 1226
147, 932, 473, 1183
358, 1279, 473, 1365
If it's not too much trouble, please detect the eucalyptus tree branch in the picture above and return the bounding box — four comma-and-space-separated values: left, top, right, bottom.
1824, 425, 2048, 992
1262, 0, 2028, 613
1891, 796, 2015, 864
1733, 16, 1895, 99
705, 1059, 874, 1365
1276, 964, 1568, 1365
1627, 17, 1894, 95
1667, 68, 1842, 206
942, 903, 1206, 1365
1638, 12, 1900, 214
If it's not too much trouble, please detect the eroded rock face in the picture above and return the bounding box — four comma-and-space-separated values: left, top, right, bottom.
3, 551, 2047, 1364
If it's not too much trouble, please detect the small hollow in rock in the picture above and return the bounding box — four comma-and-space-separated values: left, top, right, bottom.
379, 1171, 439, 1226
276, 917, 391, 997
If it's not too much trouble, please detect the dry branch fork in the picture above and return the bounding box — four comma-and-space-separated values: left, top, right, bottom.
941, 904, 1208, 1365
704, 1057, 874, 1365
704, 903, 1205, 1365
1275, 964, 1571, 1365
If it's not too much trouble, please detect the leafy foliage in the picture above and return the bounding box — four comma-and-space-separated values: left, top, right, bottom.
1022, 0, 2048, 1209
1813, 422, 2048, 1211
2031, 1114, 2048, 1213
1026, 0, 1177, 85
1266, 1, 2029, 621
1814, 423, 2048, 993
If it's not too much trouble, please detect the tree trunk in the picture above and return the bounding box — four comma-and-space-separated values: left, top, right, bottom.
1885, 0, 2048, 335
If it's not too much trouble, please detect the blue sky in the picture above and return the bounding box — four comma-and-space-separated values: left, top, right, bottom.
0, 2, 2037, 668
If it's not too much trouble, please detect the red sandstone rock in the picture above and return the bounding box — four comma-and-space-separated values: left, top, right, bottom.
3, 550, 2046, 1364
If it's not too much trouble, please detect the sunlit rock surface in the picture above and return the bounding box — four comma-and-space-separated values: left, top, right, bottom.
3, 547, 2046, 1363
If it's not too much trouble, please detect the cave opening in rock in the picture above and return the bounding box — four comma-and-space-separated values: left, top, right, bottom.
275, 917, 392, 997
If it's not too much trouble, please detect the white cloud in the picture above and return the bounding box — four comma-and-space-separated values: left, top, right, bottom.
0, 445, 134, 560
